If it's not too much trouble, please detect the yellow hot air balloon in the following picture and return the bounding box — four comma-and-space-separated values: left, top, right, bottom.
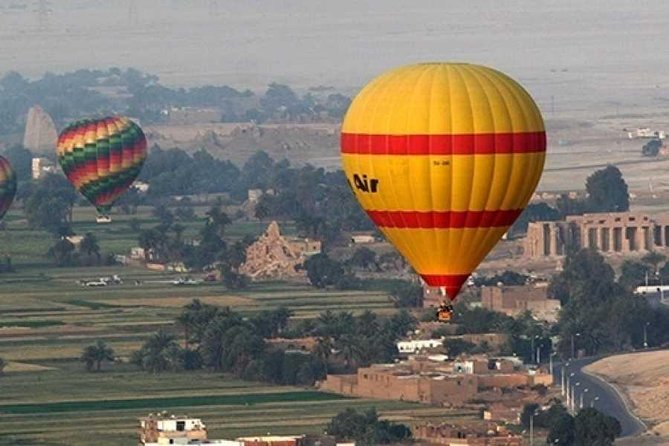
340, 63, 546, 311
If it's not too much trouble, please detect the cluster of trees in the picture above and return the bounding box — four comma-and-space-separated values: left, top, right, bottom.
23, 174, 77, 236
131, 305, 320, 385
642, 138, 663, 157
550, 248, 669, 356
126, 301, 415, 384
0, 68, 351, 137
304, 250, 410, 293
304, 253, 360, 290
137, 204, 249, 288
47, 232, 113, 267
139, 147, 243, 198
137, 149, 374, 245
510, 165, 630, 237
618, 251, 669, 290
80, 340, 115, 372
428, 303, 552, 363
326, 408, 412, 446
305, 309, 415, 370
522, 401, 621, 445
473, 270, 530, 287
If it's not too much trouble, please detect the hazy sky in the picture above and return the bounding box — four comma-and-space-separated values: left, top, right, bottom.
1, 0, 668, 115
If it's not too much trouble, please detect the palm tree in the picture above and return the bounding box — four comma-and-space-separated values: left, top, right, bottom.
47, 238, 75, 266
135, 330, 182, 373
335, 334, 360, 370
79, 232, 101, 260
80, 340, 115, 372
313, 337, 333, 374
206, 206, 231, 237
317, 310, 338, 338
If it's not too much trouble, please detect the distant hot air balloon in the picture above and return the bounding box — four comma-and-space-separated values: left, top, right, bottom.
57, 117, 147, 221
0, 155, 17, 221
340, 63, 546, 315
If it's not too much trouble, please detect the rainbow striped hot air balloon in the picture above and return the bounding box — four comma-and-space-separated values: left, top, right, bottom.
0, 155, 17, 221
57, 117, 147, 218
341, 63, 546, 304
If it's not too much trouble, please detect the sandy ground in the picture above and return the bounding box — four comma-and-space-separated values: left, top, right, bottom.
586, 351, 669, 439
4, 361, 55, 373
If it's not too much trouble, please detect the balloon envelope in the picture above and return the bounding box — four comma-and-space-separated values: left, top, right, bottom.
340, 63, 546, 299
0, 155, 17, 221
57, 117, 147, 214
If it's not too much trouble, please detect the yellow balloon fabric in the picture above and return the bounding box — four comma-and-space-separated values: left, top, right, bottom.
340, 63, 546, 299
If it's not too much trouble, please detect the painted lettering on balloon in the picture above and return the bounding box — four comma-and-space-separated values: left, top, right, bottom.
348, 174, 379, 193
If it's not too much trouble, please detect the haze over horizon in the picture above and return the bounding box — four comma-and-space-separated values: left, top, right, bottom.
1, 0, 669, 116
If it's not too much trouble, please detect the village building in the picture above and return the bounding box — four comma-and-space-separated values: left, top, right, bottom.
397, 338, 444, 355
320, 356, 552, 407
138, 413, 208, 445
524, 212, 669, 257
236, 436, 305, 446
349, 233, 376, 244
31, 157, 57, 179
480, 283, 561, 323
409, 323, 510, 355
412, 422, 522, 446
482, 403, 522, 424
239, 221, 321, 281
139, 414, 308, 446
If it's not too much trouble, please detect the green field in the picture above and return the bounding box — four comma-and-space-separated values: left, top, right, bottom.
0, 206, 475, 445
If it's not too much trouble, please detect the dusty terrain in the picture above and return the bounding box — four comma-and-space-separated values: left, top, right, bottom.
586, 351, 669, 439
144, 122, 340, 167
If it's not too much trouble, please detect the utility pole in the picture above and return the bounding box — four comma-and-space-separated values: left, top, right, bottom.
530, 410, 539, 446
571, 333, 581, 359
581, 388, 589, 409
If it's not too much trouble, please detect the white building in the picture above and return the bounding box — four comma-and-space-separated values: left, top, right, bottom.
31, 157, 56, 179
350, 234, 376, 244
139, 414, 208, 445
396, 338, 444, 354
133, 181, 150, 193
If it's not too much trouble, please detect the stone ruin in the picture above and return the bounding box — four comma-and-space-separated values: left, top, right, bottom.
239, 221, 321, 281
23, 105, 58, 152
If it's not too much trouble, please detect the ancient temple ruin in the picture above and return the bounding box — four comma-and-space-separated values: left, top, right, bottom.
524, 212, 669, 257
23, 105, 58, 152
239, 221, 321, 280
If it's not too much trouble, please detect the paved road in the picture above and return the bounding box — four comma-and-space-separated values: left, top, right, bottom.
553, 357, 646, 437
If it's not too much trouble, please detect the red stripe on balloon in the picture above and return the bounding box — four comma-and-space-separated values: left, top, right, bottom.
341, 131, 546, 155
366, 209, 522, 229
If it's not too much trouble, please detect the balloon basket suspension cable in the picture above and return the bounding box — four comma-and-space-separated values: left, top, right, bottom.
437, 286, 455, 323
